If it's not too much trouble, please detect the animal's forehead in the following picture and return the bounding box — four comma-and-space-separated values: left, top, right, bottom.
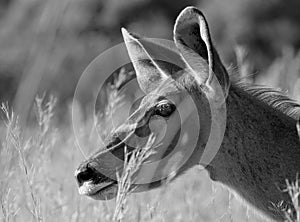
140, 79, 185, 107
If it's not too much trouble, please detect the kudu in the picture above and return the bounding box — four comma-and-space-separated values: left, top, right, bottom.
75, 7, 300, 221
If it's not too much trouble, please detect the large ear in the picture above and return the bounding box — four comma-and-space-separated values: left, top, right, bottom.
174, 7, 230, 95
122, 28, 183, 94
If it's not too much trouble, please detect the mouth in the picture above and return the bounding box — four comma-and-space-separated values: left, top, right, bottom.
78, 180, 118, 200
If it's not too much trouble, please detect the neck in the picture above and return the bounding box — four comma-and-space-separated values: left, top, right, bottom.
208, 84, 300, 221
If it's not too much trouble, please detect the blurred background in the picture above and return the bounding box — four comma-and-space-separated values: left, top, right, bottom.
0, 0, 300, 124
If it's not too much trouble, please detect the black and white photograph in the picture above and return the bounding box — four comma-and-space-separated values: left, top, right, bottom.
0, 0, 300, 221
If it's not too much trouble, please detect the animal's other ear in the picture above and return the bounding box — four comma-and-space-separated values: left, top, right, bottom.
174, 7, 230, 95
122, 28, 183, 94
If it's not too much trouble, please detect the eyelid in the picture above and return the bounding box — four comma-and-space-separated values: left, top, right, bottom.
156, 100, 171, 106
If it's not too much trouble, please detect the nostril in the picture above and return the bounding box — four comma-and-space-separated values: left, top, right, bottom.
76, 167, 95, 184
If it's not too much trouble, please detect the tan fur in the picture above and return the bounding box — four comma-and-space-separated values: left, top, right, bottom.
209, 84, 300, 221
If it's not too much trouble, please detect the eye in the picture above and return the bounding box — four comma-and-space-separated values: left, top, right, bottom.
155, 101, 176, 117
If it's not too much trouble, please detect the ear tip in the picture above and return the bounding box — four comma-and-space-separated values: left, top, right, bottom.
121, 28, 141, 42
121, 27, 130, 38
174, 6, 207, 38
183, 6, 200, 12
178, 6, 205, 20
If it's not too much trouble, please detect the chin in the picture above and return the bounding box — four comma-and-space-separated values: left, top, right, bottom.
78, 181, 118, 200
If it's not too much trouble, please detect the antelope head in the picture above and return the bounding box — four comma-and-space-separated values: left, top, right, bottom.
75, 7, 229, 200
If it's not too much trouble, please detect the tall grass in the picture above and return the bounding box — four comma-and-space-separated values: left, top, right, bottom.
113, 135, 156, 222
284, 175, 300, 222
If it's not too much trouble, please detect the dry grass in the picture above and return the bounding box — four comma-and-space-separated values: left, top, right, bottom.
113, 135, 156, 222
283, 176, 300, 222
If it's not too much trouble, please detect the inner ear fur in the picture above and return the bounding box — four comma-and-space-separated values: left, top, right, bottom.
174, 6, 230, 95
